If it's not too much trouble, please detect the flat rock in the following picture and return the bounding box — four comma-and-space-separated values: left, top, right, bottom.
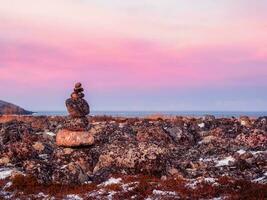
56, 129, 94, 147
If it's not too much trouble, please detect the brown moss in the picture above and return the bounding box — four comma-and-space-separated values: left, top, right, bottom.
7, 174, 97, 198
104, 183, 122, 191
4, 174, 267, 199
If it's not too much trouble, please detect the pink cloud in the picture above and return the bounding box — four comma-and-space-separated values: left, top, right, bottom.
0, 16, 267, 95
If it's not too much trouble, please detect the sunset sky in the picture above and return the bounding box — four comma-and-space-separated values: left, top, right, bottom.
0, 0, 267, 111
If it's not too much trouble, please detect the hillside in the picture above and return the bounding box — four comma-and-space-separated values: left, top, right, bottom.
0, 100, 33, 115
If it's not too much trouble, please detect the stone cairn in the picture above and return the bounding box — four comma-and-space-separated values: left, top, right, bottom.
56, 83, 94, 147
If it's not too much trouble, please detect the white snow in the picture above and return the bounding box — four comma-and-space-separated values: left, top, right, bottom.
45, 131, 56, 136
199, 158, 213, 162
3, 182, 12, 189
204, 178, 216, 183
253, 172, 267, 183
237, 149, 246, 155
152, 189, 176, 196
121, 182, 138, 191
215, 156, 235, 167
186, 177, 218, 189
65, 194, 83, 200
253, 176, 266, 183
0, 168, 13, 180
250, 150, 266, 155
107, 191, 116, 200
37, 192, 49, 198
198, 123, 205, 128
61, 165, 68, 169
39, 154, 48, 159
102, 177, 122, 186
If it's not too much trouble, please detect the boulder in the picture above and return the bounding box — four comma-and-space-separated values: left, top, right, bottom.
56, 129, 94, 147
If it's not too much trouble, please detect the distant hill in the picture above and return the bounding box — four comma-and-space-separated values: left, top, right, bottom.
0, 100, 33, 115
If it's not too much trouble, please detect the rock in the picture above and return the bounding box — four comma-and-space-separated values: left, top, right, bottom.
0, 100, 33, 115
75, 82, 82, 88
202, 115, 216, 121
136, 127, 172, 144
56, 82, 91, 147
0, 115, 266, 188
93, 142, 169, 176
240, 116, 252, 127
0, 157, 10, 164
65, 82, 90, 118
56, 129, 94, 147
168, 168, 179, 175
32, 142, 45, 152
200, 135, 217, 144
63, 148, 74, 155
65, 98, 90, 118
165, 127, 196, 145
64, 116, 89, 131
235, 130, 267, 148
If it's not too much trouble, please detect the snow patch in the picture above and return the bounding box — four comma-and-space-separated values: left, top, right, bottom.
204, 178, 216, 183
3, 182, 12, 190
237, 149, 246, 155
102, 177, 122, 186
198, 123, 205, 128
215, 156, 235, 167
199, 158, 213, 162
152, 189, 176, 196
0, 168, 13, 180
45, 131, 56, 136
250, 150, 266, 155
37, 192, 49, 198
253, 172, 267, 183
122, 182, 138, 191
65, 194, 83, 200
107, 191, 116, 200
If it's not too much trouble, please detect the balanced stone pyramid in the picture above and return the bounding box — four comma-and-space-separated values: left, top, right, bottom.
56, 82, 94, 147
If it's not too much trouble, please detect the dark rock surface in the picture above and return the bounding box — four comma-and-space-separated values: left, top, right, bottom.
0, 100, 33, 115
0, 115, 266, 199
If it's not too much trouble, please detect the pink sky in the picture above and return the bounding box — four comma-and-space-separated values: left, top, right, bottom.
0, 0, 267, 111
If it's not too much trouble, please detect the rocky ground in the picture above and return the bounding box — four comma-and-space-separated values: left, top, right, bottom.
0, 115, 266, 199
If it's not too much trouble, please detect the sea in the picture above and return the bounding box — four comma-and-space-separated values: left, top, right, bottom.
33, 111, 267, 118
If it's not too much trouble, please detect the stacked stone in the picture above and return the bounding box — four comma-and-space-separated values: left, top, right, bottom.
56, 82, 94, 147
64, 82, 90, 131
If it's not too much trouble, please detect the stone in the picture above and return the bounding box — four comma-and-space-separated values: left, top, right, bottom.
66, 98, 90, 118
201, 135, 217, 144
56, 82, 92, 147
64, 116, 89, 131
75, 82, 82, 88
56, 129, 94, 147
168, 167, 179, 175
32, 142, 45, 151
240, 116, 252, 127
0, 157, 10, 164
74, 87, 84, 93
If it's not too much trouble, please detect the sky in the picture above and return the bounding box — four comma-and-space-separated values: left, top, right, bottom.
0, 0, 267, 111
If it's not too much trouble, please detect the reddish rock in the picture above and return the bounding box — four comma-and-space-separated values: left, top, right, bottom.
56, 129, 94, 147
235, 130, 267, 147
